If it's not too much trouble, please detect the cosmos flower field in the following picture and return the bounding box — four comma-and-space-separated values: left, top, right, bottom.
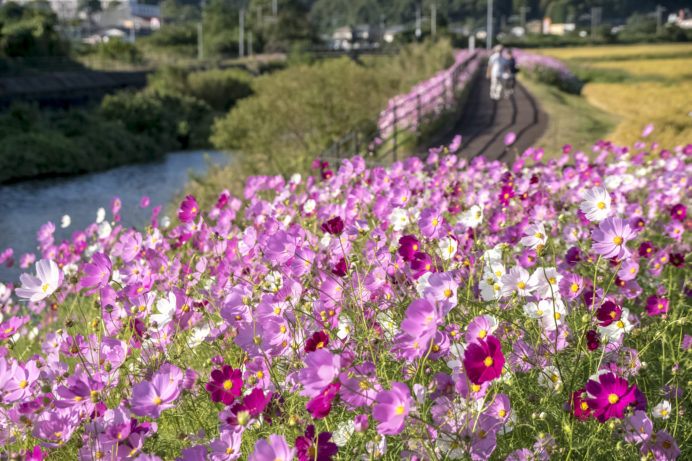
0, 130, 690, 460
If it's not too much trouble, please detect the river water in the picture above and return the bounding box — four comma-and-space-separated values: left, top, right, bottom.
0, 150, 229, 282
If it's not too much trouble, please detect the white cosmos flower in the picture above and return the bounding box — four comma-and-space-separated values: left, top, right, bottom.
580, 187, 612, 222
151, 292, 177, 331
337, 316, 352, 340
289, 173, 301, 184
15, 259, 61, 302
529, 267, 563, 298
96, 207, 106, 223
188, 323, 211, 347
389, 208, 410, 231
538, 366, 562, 391
332, 420, 355, 447
303, 199, 316, 214
499, 412, 518, 435
160, 216, 171, 229
652, 400, 672, 419
598, 308, 634, 342
520, 223, 548, 250
479, 276, 503, 301
97, 221, 112, 239
437, 236, 458, 260
60, 215, 71, 228
458, 205, 484, 228
445, 342, 468, 370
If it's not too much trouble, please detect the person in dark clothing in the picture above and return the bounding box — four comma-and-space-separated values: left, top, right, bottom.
501, 49, 519, 97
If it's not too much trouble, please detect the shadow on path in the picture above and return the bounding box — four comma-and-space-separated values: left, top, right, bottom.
421, 75, 548, 163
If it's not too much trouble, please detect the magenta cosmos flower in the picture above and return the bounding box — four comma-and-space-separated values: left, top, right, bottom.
591, 217, 636, 260
462, 335, 505, 384
306, 382, 340, 418
585, 372, 637, 422
295, 425, 338, 461
249, 434, 296, 461
177, 195, 199, 223
15, 259, 61, 302
206, 365, 243, 405
131, 364, 182, 419
320, 217, 344, 235
372, 382, 412, 435
645, 295, 669, 316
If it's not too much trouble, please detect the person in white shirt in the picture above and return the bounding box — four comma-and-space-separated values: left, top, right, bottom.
486, 45, 506, 101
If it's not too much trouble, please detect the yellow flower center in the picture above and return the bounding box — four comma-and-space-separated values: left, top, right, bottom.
535, 232, 544, 239
478, 430, 487, 439
444, 288, 453, 298
617, 321, 625, 328
613, 236, 624, 245
395, 405, 405, 415
484, 356, 494, 367
580, 402, 589, 411
279, 326, 287, 333
432, 218, 438, 226
223, 379, 233, 390
608, 394, 619, 404
19, 380, 28, 389
154, 396, 162, 405
570, 283, 579, 292
471, 384, 481, 392
550, 374, 559, 383
517, 281, 526, 290
74, 396, 83, 402
256, 371, 264, 379
661, 409, 668, 416
42, 283, 50, 293
597, 201, 606, 209
359, 380, 370, 390
499, 409, 507, 417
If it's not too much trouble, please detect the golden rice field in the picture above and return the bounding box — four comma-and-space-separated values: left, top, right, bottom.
589, 57, 692, 77
535, 42, 692, 60
539, 44, 692, 148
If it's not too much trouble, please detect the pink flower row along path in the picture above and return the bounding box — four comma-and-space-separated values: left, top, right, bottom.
0, 121, 689, 460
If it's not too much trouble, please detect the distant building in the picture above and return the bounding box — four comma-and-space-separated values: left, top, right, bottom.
328, 25, 383, 50
667, 9, 692, 29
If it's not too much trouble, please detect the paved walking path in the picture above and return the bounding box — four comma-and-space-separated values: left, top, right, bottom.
421, 75, 548, 162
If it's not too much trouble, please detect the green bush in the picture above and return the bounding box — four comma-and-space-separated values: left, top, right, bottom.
187, 68, 253, 111
99, 90, 213, 150
147, 66, 253, 111
94, 38, 143, 64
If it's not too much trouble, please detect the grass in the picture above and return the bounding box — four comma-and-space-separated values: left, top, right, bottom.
531, 44, 692, 150
519, 76, 619, 158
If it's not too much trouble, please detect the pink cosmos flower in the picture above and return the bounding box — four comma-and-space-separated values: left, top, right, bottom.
206, 365, 243, 405
585, 372, 637, 422
298, 349, 341, 398
462, 335, 505, 384
177, 195, 199, 223
15, 259, 61, 302
591, 217, 636, 260
131, 364, 183, 419
504, 132, 516, 146
208, 429, 242, 461
140, 196, 150, 208
670, 204, 686, 221
641, 123, 654, 137
77, 252, 112, 295
0, 315, 29, 340
400, 298, 439, 343
372, 382, 412, 435
249, 434, 296, 461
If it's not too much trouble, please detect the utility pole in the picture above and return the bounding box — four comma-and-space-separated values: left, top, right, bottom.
656, 5, 665, 34
198, 0, 205, 60
591, 6, 602, 38
519, 6, 529, 30
487, 0, 493, 50
257, 6, 262, 27
272, 0, 277, 17
415, 5, 422, 40
239, 8, 245, 58
431, 1, 437, 37
248, 31, 253, 57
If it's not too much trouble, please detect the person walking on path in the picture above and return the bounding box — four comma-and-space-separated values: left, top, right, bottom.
501, 48, 519, 98
486, 45, 506, 101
